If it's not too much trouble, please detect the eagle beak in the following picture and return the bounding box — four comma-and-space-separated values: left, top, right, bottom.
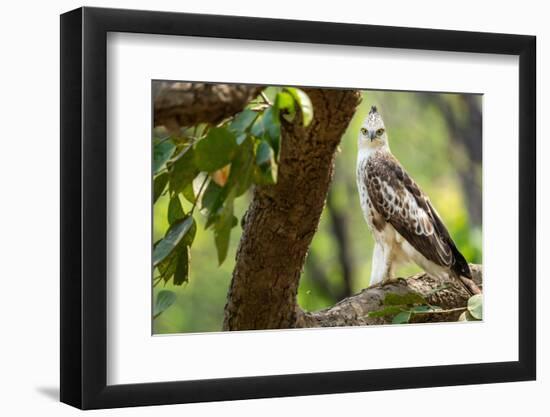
368, 131, 376, 141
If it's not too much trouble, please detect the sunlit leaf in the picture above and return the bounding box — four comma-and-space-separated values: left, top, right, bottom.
153, 290, 176, 319
276, 90, 296, 122
194, 127, 238, 172
153, 216, 195, 266
467, 294, 483, 320
286, 88, 313, 126
211, 165, 231, 187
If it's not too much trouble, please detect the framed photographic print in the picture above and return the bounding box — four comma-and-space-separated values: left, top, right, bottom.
60, 6, 536, 409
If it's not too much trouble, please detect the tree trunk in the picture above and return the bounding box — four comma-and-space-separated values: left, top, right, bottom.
223, 89, 362, 330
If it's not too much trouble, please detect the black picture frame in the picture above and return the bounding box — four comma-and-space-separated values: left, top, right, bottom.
60, 6, 536, 410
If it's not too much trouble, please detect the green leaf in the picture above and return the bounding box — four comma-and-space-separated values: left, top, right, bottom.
392, 311, 412, 324
250, 114, 265, 138
262, 106, 281, 158
248, 106, 281, 157
201, 180, 223, 211
276, 91, 296, 122
229, 109, 258, 134
410, 305, 434, 313
153, 290, 176, 319
253, 140, 278, 185
286, 88, 314, 126
170, 147, 199, 194
173, 245, 190, 285
182, 182, 195, 204
153, 139, 176, 173
181, 217, 197, 247
168, 195, 185, 225
236, 133, 248, 145
263, 107, 280, 139
368, 306, 403, 318
153, 172, 169, 203
194, 127, 238, 172
467, 294, 483, 320
214, 193, 236, 265
253, 163, 277, 186
153, 216, 195, 266
201, 180, 229, 229
256, 140, 274, 167
226, 137, 255, 197
156, 249, 178, 282
383, 292, 426, 306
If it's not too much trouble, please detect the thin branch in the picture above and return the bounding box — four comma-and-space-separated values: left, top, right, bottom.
260, 91, 272, 106
412, 306, 467, 315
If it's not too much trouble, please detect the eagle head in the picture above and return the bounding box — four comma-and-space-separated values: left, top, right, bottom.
359, 105, 388, 150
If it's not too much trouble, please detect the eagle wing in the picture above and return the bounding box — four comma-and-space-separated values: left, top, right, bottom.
364, 153, 456, 269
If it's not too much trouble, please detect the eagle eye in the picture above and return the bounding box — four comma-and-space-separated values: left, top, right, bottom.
376, 128, 385, 136
360, 127, 368, 136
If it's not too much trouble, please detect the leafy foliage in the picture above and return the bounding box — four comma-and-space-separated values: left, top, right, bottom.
368, 290, 445, 324
152, 87, 313, 290
368, 288, 483, 324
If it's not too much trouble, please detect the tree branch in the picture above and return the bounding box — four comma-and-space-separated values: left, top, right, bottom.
297, 264, 482, 327
223, 89, 362, 330
153, 82, 263, 128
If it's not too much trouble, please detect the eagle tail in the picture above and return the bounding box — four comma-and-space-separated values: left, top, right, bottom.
450, 245, 481, 296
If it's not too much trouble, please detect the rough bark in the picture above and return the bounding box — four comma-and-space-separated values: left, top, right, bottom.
297, 264, 482, 327
223, 89, 362, 330
153, 81, 263, 128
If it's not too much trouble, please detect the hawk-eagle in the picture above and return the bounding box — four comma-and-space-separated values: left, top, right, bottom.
356, 106, 480, 295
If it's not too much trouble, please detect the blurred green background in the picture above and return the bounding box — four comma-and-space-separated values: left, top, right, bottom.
153, 89, 482, 334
